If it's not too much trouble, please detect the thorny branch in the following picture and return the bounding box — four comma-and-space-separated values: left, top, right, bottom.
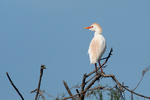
6, 72, 24, 100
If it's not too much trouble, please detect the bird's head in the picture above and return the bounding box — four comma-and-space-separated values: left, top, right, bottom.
84, 23, 102, 34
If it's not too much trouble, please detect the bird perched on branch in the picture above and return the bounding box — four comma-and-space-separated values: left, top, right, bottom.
84, 23, 106, 73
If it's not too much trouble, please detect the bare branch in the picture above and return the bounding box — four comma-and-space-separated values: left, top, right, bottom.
101, 73, 150, 99
81, 73, 102, 100
31, 89, 47, 100
61, 48, 150, 100
6, 72, 24, 100
85, 74, 96, 85
101, 73, 124, 91
81, 74, 86, 92
76, 89, 80, 99
133, 65, 150, 91
142, 65, 150, 76
63, 80, 76, 100
62, 72, 150, 100
84, 74, 101, 93
80, 74, 87, 100
35, 65, 46, 100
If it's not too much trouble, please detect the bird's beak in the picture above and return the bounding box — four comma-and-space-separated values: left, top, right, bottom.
84, 26, 93, 29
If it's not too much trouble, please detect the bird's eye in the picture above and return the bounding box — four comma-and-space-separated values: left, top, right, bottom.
91, 26, 94, 28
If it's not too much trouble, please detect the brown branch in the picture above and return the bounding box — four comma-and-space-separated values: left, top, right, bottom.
81, 74, 86, 92
61, 94, 78, 100
76, 89, 80, 99
101, 73, 150, 99
61, 48, 150, 100
35, 65, 46, 100
85, 74, 96, 85
31, 89, 46, 100
101, 48, 113, 67
6, 72, 24, 100
131, 93, 134, 100
101, 73, 124, 91
80, 73, 87, 100
63, 80, 76, 100
62, 72, 150, 100
61, 85, 108, 100
122, 85, 150, 99
133, 65, 150, 91
132, 75, 143, 91
81, 73, 102, 100
84, 74, 101, 93
80, 74, 86, 100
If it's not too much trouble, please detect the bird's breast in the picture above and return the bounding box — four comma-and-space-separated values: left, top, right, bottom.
88, 34, 106, 63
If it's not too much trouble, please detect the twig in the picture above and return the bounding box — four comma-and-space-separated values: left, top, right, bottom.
35, 65, 46, 100
101, 48, 113, 67
85, 74, 96, 85
31, 89, 52, 100
84, 74, 101, 93
101, 73, 124, 91
81, 73, 102, 100
88, 86, 107, 91
61, 85, 108, 100
133, 65, 150, 91
80, 74, 87, 100
6, 72, 24, 100
31, 88, 38, 93
122, 85, 150, 99
132, 76, 143, 91
81, 74, 86, 92
131, 93, 133, 100
101, 73, 150, 99
63, 80, 76, 100
76, 89, 80, 98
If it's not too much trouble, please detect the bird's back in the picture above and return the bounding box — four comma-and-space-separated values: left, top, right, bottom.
88, 34, 106, 64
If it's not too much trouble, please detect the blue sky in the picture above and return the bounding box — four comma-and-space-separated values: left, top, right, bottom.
0, 0, 150, 99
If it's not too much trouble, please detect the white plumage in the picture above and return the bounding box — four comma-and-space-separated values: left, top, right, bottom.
88, 33, 106, 64
84, 23, 106, 72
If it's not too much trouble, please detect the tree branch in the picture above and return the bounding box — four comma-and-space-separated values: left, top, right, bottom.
6, 72, 24, 100
63, 80, 76, 100
35, 65, 46, 100
61, 72, 150, 100
61, 48, 150, 100
101, 73, 150, 99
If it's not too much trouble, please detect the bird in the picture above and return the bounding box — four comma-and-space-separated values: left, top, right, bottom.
84, 23, 106, 73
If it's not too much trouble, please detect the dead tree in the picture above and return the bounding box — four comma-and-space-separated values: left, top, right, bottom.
61, 48, 150, 100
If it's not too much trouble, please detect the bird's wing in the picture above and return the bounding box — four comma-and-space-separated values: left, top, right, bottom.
88, 36, 106, 63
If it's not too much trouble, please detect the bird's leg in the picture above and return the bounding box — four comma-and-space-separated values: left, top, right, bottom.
95, 63, 98, 74
98, 60, 104, 73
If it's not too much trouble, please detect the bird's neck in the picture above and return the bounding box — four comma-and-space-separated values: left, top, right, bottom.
94, 31, 102, 36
